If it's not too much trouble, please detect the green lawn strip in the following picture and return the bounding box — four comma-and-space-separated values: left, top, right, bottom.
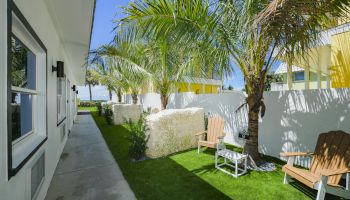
78, 106, 97, 111
89, 109, 313, 200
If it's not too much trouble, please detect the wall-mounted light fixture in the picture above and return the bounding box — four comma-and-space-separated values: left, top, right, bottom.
76, 90, 79, 94
71, 85, 76, 91
52, 61, 64, 78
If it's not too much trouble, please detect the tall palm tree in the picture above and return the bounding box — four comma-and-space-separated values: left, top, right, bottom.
118, 0, 350, 164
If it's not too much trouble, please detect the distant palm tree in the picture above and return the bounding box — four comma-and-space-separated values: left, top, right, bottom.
85, 69, 99, 101
118, 0, 350, 163
91, 39, 150, 104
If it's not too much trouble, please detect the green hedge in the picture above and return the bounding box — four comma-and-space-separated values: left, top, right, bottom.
79, 100, 106, 107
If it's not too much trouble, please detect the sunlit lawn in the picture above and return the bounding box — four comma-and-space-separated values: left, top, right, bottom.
79, 107, 325, 200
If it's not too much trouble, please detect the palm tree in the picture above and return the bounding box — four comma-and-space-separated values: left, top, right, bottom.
85, 69, 99, 101
118, 0, 350, 164
91, 39, 150, 104
91, 60, 121, 101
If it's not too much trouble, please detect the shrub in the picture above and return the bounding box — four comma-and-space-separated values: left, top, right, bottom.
104, 105, 113, 125
125, 114, 149, 161
97, 102, 102, 116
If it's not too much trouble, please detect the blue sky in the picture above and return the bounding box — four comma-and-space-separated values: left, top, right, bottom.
78, 0, 277, 100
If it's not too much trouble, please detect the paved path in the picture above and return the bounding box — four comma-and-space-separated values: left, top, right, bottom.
45, 112, 136, 200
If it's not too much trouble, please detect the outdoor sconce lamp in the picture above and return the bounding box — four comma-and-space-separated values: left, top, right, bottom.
71, 85, 76, 91
52, 61, 64, 78
76, 90, 79, 94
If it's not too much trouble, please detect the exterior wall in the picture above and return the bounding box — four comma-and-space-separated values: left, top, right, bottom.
276, 72, 328, 90
331, 31, 350, 88
178, 82, 188, 92
0, 0, 80, 199
190, 83, 203, 94
260, 88, 350, 168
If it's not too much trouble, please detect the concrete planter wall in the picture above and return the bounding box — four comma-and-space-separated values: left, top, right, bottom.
101, 101, 116, 114
112, 104, 142, 125
145, 107, 205, 158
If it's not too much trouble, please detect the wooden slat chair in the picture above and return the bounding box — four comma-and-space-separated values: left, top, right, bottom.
280, 131, 350, 200
195, 116, 225, 154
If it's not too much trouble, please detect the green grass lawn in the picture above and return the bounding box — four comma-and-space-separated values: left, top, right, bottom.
83, 107, 322, 200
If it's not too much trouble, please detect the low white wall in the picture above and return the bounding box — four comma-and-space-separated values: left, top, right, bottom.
112, 104, 142, 125
146, 108, 204, 158
139, 93, 161, 111
260, 88, 350, 167
124, 88, 350, 167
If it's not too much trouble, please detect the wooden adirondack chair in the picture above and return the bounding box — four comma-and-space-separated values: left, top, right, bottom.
195, 116, 225, 153
280, 131, 350, 200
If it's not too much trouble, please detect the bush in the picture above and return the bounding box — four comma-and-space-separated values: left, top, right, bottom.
79, 100, 106, 107
125, 114, 149, 161
97, 102, 102, 116
104, 105, 113, 125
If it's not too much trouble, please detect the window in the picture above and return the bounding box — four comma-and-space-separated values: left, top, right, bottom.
31, 153, 45, 199
10, 37, 36, 142
8, 3, 47, 177
57, 77, 66, 125
293, 71, 305, 82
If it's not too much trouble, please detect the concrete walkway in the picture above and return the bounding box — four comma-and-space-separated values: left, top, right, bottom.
45, 112, 136, 200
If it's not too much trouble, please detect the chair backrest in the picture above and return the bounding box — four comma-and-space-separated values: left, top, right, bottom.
310, 130, 350, 186
207, 116, 225, 143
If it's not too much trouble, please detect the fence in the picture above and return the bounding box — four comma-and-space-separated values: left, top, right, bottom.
124, 88, 350, 167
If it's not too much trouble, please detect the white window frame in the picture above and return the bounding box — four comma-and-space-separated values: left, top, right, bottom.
9, 8, 47, 171
57, 76, 66, 125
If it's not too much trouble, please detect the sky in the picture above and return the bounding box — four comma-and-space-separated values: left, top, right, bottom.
78, 0, 278, 100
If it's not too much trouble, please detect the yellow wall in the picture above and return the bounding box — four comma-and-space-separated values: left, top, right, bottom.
331, 31, 350, 88
178, 83, 189, 93
190, 83, 203, 94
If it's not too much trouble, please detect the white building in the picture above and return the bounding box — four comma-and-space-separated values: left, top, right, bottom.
0, 0, 95, 199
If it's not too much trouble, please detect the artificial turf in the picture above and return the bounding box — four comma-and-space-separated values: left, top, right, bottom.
82, 107, 326, 200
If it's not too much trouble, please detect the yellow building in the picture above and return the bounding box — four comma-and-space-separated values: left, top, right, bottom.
278, 16, 350, 90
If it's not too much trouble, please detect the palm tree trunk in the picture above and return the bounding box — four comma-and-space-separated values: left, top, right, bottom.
131, 93, 138, 104
117, 88, 122, 103
108, 89, 112, 101
243, 89, 263, 163
160, 93, 168, 109
88, 84, 92, 101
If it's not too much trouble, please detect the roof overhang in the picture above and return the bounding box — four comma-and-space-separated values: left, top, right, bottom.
45, 0, 96, 84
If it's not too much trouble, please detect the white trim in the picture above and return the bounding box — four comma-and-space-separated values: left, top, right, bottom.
11, 86, 39, 95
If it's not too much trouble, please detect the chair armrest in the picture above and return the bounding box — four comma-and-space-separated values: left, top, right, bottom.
195, 131, 206, 136
319, 168, 350, 176
280, 152, 314, 157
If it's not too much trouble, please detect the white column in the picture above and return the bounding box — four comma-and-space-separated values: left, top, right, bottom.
317, 70, 322, 89
187, 83, 191, 92
326, 75, 331, 88
287, 64, 293, 90
202, 84, 205, 94
305, 67, 310, 90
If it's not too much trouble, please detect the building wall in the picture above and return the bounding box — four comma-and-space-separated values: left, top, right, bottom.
0, 0, 79, 199
331, 31, 350, 88
280, 72, 328, 90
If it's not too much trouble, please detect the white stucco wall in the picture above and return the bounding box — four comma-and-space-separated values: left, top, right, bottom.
260, 88, 350, 167
0, 0, 83, 199
126, 88, 350, 168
